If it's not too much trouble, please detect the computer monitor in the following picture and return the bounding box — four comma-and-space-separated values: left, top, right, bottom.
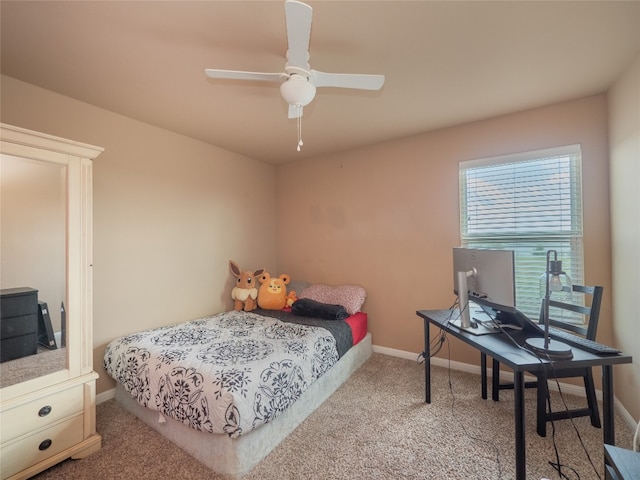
452, 247, 516, 331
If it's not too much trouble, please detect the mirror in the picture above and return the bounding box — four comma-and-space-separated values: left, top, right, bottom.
0, 153, 68, 387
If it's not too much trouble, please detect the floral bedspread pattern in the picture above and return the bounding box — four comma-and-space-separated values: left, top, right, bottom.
103, 310, 340, 437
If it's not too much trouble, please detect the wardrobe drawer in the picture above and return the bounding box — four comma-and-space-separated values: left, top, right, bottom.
0, 414, 84, 479
0, 385, 83, 443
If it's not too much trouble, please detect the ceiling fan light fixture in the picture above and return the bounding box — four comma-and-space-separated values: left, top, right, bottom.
204, 0, 385, 150
280, 74, 316, 107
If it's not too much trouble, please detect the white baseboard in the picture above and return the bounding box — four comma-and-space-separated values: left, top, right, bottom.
96, 387, 116, 405
372, 344, 638, 433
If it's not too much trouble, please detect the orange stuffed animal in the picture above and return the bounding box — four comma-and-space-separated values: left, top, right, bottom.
229, 260, 265, 312
257, 272, 296, 310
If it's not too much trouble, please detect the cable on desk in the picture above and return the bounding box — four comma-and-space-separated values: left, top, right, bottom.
448, 297, 468, 326
417, 329, 448, 364
416, 324, 449, 364
544, 364, 601, 480
481, 309, 601, 480
548, 460, 581, 480
438, 302, 504, 479
417, 300, 458, 364
418, 301, 504, 477
546, 410, 582, 480
444, 333, 503, 480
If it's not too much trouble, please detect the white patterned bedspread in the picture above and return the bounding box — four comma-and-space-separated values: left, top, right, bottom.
103, 310, 340, 437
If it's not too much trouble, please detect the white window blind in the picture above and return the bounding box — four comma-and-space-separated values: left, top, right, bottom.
459, 145, 584, 321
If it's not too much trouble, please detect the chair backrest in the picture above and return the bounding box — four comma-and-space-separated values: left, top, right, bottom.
539, 284, 603, 340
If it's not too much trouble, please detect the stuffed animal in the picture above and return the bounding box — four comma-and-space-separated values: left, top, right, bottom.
286, 290, 298, 307
229, 260, 265, 312
257, 271, 295, 310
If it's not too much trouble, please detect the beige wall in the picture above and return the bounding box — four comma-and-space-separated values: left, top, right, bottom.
277, 95, 615, 385
608, 53, 640, 422
1, 75, 278, 394
2, 73, 635, 421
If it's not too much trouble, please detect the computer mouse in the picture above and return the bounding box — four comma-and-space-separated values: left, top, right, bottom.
470, 320, 478, 328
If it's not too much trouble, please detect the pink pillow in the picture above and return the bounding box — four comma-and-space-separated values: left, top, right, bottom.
299, 284, 366, 315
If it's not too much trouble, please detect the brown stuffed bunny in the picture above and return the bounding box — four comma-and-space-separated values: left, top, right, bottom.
229, 260, 265, 312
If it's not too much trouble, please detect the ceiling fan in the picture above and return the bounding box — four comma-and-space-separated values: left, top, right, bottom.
204, 0, 385, 149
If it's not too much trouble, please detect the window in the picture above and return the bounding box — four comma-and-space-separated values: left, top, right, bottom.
459, 145, 584, 322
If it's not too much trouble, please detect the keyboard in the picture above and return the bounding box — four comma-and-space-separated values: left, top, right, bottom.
547, 327, 621, 355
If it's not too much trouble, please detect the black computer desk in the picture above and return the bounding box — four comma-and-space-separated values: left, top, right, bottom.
416, 309, 633, 480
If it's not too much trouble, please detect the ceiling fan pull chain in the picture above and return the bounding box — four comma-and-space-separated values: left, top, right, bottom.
204, 1, 385, 153
297, 106, 304, 151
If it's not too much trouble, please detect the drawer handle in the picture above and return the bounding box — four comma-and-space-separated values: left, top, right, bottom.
38, 405, 52, 417
39, 439, 52, 451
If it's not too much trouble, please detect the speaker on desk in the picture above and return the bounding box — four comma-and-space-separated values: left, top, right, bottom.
37, 301, 57, 350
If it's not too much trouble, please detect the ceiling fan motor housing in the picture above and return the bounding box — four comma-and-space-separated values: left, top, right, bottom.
205, 0, 384, 121
280, 74, 316, 107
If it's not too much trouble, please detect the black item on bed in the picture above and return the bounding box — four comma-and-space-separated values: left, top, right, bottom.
290, 298, 349, 321
255, 308, 353, 358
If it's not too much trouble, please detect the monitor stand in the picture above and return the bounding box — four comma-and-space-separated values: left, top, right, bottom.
449, 317, 502, 335
450, 303, 523, 336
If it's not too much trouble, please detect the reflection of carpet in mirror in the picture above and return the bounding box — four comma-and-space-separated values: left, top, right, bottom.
0, 347, 67, 388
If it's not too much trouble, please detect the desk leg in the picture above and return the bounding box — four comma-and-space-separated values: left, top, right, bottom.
514, 371, 526, 480
423, 318, 431, 404
602, 365, 614, 445
481, 353, 487, 400
492, 358, 500, 401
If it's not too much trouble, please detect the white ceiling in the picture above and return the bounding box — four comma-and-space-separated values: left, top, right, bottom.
1, 1, 639, 165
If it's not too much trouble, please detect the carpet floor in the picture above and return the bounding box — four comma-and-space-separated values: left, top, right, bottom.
32, 353, 634, 479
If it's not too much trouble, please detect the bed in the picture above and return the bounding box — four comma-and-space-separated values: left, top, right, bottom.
104, 285, 371, 478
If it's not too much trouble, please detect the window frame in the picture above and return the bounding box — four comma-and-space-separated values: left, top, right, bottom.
458, 145, 585, 323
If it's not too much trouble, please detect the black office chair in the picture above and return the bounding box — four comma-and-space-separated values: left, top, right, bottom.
485, 284, 604, 437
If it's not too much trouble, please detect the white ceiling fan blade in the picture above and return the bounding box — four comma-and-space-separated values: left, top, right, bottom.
288, 104, 304, 119
204, 0, 385, 134
311, 70, 385, 90
285, 0, 313, 71
205, 69, 285, 83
